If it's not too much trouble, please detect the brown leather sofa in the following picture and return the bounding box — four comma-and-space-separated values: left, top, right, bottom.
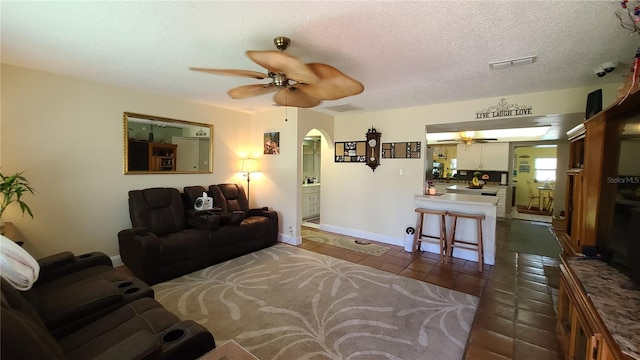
118, 184, 278, 285
1, 277, 215, 360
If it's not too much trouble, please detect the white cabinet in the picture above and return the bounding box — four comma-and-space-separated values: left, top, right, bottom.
456, 143, 509, 171
302, 185, 321, 219
496, 187, 507, 218
481, 143, 509, 171
456, 144, 481, 170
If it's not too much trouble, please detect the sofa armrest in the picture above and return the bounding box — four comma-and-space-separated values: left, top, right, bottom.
118, 230, 162, 285
159, 321, 216, 359
247, 208, 278, 243
94, 330, 161, 360
38, 252, 75, 271
247, 207, 272, 217
118, 227, 151, 237
36, 251, 113, 285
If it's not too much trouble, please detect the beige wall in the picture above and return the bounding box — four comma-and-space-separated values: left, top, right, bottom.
1, 63, 624, 258
1, 64, 251, 258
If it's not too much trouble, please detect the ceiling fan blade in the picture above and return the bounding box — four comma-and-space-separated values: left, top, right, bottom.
273, 87, 322, 108
190, 67, 268, 80
246, 51, 319, 84
227, 83, 277, 99
299, 63, 364, 100
436, 139, 457, 142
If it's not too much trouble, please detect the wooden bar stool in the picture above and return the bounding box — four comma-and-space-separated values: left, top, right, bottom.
413, 208, 448, 263
447, 212, 485, 272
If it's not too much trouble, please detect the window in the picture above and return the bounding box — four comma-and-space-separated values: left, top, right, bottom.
535, 158, 556, 182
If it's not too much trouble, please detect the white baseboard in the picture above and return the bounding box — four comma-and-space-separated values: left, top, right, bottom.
318, 224, 404, 247
279, 232, 302, 246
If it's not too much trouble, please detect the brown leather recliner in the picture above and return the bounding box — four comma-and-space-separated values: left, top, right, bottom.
21, 251, 154, 339
119, 188, 211, 285
207, 184, 278, 262
1, 277, 215, 360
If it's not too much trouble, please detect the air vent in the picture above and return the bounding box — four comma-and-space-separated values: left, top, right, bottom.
489, 55, 537, 70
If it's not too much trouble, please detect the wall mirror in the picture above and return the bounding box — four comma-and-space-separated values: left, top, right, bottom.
123, 112, 213, 174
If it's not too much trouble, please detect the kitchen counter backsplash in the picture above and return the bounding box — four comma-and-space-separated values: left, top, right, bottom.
432, 170, 508, 184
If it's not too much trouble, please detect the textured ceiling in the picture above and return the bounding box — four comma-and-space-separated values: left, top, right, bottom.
1, 1, 637, 115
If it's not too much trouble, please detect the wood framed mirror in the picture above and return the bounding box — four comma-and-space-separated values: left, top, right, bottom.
123, 112, 213, 174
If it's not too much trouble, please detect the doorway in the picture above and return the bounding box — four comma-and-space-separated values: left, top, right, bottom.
512, 144, 557, 223
301, 130, 322, 228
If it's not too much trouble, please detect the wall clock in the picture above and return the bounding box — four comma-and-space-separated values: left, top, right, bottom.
366, 128, 382, 171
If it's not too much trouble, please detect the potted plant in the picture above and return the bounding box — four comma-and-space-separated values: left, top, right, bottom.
1, 170, 35, 234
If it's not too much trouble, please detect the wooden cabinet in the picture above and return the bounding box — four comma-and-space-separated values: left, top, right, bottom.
148, 143, 177, 171
560, 90, 640, 256
302, 185, 320, 219
556, 260, 627, 360
563, 169, 584, 255
456, 143, 509, 171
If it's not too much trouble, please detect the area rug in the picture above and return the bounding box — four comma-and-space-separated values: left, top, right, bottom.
509, 220, 562, 259
153, 244, 479, 360
301, 227, 390, 256
516, 205, 552, 216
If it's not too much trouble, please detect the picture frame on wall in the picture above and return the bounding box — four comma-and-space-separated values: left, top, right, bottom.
334, 141, 366, 162
264, 132, 280, 155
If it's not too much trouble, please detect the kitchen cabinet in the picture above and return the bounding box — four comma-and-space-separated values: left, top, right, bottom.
496, 187, 507, 218
456, 143, 509, 171
302, 185, 320, 219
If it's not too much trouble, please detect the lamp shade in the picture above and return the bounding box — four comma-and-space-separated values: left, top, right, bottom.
241, 158, 259, 173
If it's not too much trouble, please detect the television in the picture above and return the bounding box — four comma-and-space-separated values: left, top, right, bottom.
595, 113, 640, 287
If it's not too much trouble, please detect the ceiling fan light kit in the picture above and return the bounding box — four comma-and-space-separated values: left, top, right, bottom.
190, 36, 364, 108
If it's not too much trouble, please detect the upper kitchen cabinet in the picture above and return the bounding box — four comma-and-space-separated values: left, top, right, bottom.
457, 142, 509, 171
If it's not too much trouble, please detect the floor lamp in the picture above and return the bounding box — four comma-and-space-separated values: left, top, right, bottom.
241, 158, 259, 204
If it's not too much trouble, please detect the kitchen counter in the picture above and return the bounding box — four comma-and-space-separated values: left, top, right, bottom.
414, 194, 497, 265
302, 183, 321, 187
416, 193, 498, 206
446, 184, 498, 195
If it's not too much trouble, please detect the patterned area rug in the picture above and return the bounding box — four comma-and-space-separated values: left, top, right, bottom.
301, 227, 390, 256
154, 244, 479, 360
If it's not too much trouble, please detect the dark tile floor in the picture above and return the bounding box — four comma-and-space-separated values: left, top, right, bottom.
299, 219, 563, 360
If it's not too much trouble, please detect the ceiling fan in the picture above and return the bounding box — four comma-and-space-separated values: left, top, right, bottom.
436, 131, 498, 145
190, 36, 364, 108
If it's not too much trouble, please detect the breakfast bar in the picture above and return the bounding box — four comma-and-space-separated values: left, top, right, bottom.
414, 193, 498, 265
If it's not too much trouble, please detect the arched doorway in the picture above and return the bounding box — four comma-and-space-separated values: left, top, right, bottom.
301, 129, 323, 228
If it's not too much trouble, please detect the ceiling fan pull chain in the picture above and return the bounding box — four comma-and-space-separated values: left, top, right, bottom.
285, 90, 288, 121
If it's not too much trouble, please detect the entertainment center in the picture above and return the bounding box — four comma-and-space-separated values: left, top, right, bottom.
557, 89, 640, 360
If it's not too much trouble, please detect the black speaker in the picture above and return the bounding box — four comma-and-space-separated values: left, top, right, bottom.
585, 89, 602, 120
